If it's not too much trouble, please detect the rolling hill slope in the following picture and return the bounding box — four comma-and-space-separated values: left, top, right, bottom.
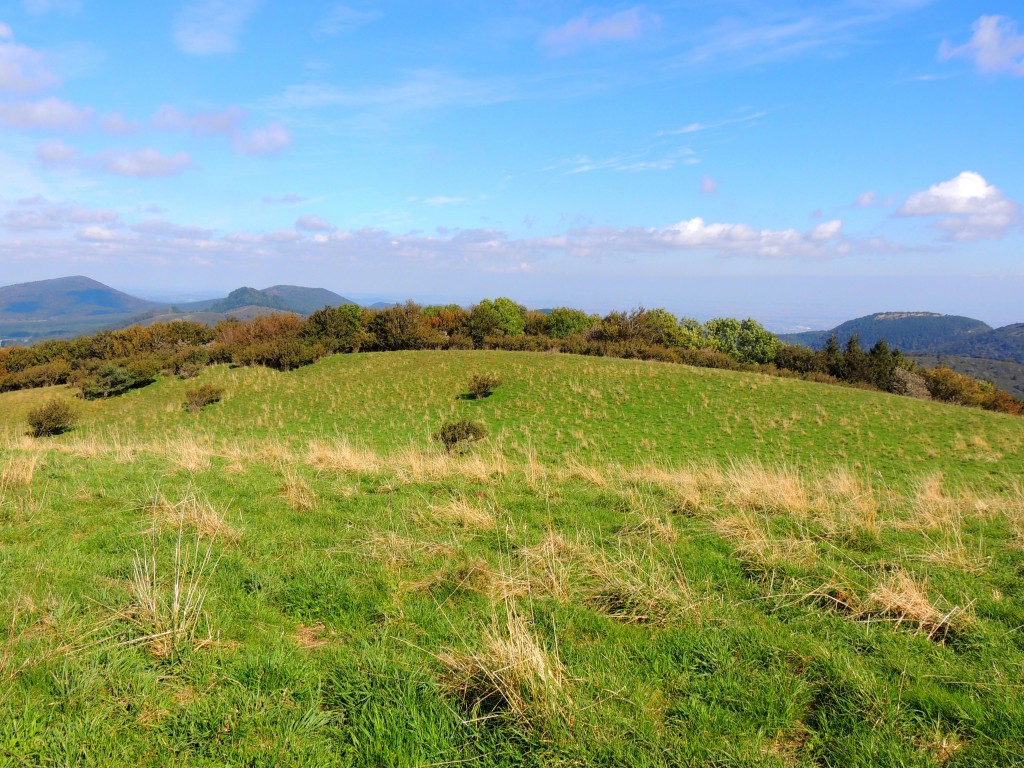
2, 351, 1023, 765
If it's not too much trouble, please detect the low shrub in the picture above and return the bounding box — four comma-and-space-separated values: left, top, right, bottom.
184, 384, 224, 414
433, 419, 487, 453
467, 372, 502, 399
26, 398, 76, 437
80, 363, 135, 399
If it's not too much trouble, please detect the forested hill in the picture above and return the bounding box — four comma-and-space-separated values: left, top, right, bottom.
781, 311, 1024, 364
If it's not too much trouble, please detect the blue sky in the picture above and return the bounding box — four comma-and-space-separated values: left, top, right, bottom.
0, 1, 1021, 329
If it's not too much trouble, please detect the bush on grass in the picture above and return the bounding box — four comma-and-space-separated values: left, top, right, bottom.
27, 399, 76, 437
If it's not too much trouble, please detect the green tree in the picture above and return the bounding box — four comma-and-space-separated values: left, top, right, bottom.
546, 307, 596, 339
466, 298, 527, 344
703, 318, 780, 364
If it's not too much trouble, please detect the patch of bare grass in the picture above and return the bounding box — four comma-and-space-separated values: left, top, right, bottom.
584, 541, 690, 625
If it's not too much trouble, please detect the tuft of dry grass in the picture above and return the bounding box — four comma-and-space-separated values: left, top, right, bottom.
306, 439, 381, 475
126, 531, 217, 658
145, 490, 241, 544
439, 602, 569, 726
814, 467, 880, 539
292, 622, 341, 650
859, 570, 971, 642
722, 459, 810, 516
362, 531, 456, 572
584, 541, 690, 625
157, 432, 214, 473
424, 495, 496, 530
281, 469, 317, 511
713, 511, 817, 575
1, 452, 38, 488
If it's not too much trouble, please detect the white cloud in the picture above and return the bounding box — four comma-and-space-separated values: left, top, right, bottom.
0, 96, 92, 129
173, 0, 260, 55
234, 122, 291, 155
96, 148, 193, 177
855, 191, 876, 207
700, 175, 718, 195
940, 15, 1024, 77
35, 138, 76, 167
77, 225, 118, 241
316, 5, 380, 36
541, 7, 657, 55
295, 214, 333, 232
0, 24, 59, 92
899, 171, 1020, 240
4, 199, 119, 231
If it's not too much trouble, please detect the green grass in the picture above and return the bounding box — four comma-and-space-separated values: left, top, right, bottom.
1, 351, 1023, 766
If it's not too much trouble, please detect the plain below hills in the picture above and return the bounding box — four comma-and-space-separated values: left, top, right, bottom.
0, 276, 356, 343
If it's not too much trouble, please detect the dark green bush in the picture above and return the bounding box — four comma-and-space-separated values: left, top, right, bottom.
80, 363, 135, 399
26, 399, 76, 437
432, 419, 487, 453
183, 384, 224, 414
467, 373, 502, 399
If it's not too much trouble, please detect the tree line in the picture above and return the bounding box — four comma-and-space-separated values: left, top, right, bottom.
0, 298, 1019, 415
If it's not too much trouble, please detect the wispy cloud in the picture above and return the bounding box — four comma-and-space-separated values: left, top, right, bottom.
152, 104, 291, 155
261, 193, 306, 204
700, 175, 718, 195
551, 146, 697, 175
268, 70, 515, 114
940, 15, 1024, 77
173, 0, 260, 56
315, 5, 380, 37
659, 110, 767, 136
677, 2, 932, 70
423, 196, 465, 206
295, 214, 334, 232
541, 7, 658, 55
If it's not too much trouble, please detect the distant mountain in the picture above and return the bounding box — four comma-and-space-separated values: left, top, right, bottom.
261, 285, 356, 314
779, 311, 1024, 389
0, 276, 165, 341
0, 277, 360, 343
781, 312, 992, 352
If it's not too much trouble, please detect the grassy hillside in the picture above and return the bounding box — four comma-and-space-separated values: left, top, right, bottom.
2, 352, 1023, 766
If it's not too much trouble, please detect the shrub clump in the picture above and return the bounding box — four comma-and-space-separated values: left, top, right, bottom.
26, 399, 76, 437
80, 363, 135, 399
433, 419, 487, 453
467, 372, 502, 399
183, 384, 224, 414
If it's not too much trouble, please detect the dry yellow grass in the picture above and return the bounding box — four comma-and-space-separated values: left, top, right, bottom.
439, 602, 569, 725
281, 469, 317, 511
859, 570, 971, 642
584, 541, 690, 625
425, 495, 496, 530
713, 511, 817, 574
1, 452, 38, 488
722, 459, 810, 516
306, 438, 382, 475
145, 490, 241, 544
157, 432, 213, 473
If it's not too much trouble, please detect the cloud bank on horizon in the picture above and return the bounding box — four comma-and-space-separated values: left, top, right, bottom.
0, 1, 1021, 326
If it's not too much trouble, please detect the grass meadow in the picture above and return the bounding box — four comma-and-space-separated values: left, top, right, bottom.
1, 351, 1023, 766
